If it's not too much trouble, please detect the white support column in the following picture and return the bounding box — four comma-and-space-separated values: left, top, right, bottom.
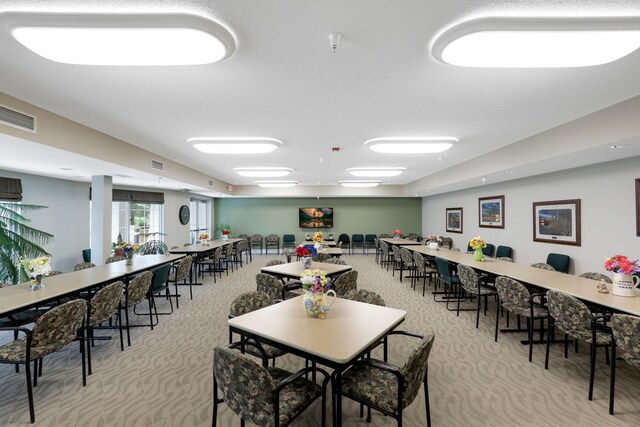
90, 175, 112, 265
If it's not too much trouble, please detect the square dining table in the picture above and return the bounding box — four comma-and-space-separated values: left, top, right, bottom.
228, 296, 407, 426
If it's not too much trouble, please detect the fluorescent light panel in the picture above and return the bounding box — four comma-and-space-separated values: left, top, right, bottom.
190, 138, 282, 154
234, 167, 293, 177
338, 181, 381, 188
432, 17, 640, 68
347, 167, 405, 177
255, 181, 297, 188
365, 137, 456, 154
5, 12, 236, 65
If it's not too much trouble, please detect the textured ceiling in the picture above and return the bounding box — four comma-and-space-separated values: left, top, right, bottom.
1, 0, 640, 195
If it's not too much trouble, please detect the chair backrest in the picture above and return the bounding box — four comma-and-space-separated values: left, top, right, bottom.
125, 271, 153, 307
90, 281, 124, 326
74, 262, 95, 271
547, 253, 570, 273
48, 270, 64, 276
434, 257, 454, 282
580, 272, 612, 283
323, 258, 347, 265
413, 252, 425, 270
399, 247, 413, 265
265, 259, 285, 267
531, 263, 555, 271
611, 314, 640, 367
150, 263, 172, 294
229, 291, 273, 317
32, 299, 87, 352
401, 333, 436, 408
105, 255, 126, 264
343, 289, 385, 306
338, 233, 350, 244
352, 234, 364, 243
457, 264, 479, 292
495, 245, 512, 259
214, 345, 277, 426
546, 290, 592, 339
405, 233, 420, 241
391, 245, 401, 261
283, 234, 296, 243
82, 248, 91, 263
283, 248, 292, 263
256, 273, 283, 301
482, 244, 495, 258
364, 234, 377, 243
314, 253, 331, 262
265, 234, 279, 243
494, 276, 530, 312
237, 234, 248, 239
378, 233, 391, 238
333, 270, 358, 296
440, 237, 452, 249
173, 256, 193, 281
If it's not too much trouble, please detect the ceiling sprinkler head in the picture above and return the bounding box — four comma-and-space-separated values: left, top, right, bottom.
329, 32, 341, 53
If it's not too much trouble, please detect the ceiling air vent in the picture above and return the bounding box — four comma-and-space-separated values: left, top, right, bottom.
0, 104, 36, 133
208, 180, 214, 187
151, 159, 164, 171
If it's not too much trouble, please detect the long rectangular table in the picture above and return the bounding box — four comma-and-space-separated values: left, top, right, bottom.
228, 296, 407, 426
261, 260, 352, 280
379, 237, 422, 246
404, 245, 640, 316
169, 238, 242, 284
0, 254, 184, 317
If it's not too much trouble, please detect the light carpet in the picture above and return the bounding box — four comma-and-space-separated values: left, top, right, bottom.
1, 253, 639, 426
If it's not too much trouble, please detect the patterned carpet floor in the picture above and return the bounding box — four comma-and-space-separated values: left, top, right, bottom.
1, 253, 639, 426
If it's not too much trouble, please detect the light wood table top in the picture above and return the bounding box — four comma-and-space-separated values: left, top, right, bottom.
169, 238, 242, 254
228, 296, 406, 364
261, 261, 351, 279
379, 238, 422, 246
0, 254, 183, 317
302, 240, 337, 247
405, 245, 640, 316
317, 247, 343, 256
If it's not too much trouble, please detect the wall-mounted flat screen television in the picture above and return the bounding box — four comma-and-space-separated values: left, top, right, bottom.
299, 207, 334, 228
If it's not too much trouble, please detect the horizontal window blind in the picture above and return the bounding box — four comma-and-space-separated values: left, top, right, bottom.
0, 176, 22, 201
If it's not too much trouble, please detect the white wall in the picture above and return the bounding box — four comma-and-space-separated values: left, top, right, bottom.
1, 169, 213, 273
422, 157, 640, 275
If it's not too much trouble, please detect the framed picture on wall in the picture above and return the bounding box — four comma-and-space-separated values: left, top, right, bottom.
479, 195, 504, 229
446, 207, 463, 233
636, 178, 640, 237
533, 199, 581, 246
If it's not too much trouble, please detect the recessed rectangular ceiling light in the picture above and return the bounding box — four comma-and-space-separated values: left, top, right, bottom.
338, 181, 381, 188
4, 12, 236, 65
190, 138, 282, 154
256, 181, 297, 188
234, 167, 293, 177
432, 17, 640, 68
365, 137, 456, 154
347, 167, 405, 177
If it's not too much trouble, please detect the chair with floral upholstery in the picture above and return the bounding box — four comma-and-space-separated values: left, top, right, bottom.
0, 299, 87, 423
167, 256, 193, 303
333, 270, 358, 297
494, 276, 548, 362
323, 257, 347, 265
609, 313, 640, 414
399, 247, 416, 284
545, 290, 612, 401
265, 234, 280, 254
250, 234, 264, 254
314, 253, 331, 262
531, 263, 555, 271
339, 331, 435, 426
439, 237, 452, 249
256, 273, 291, 302
343, 289, 385, 306
265, 259, 285, 267
413, 252, 438, 297
456, 264, 497, 329
405, 233, 421, 242
87, 281, 124, 373
120, 271, 153, 347
580, 272, 612, 283
105, 256, 126, 264
74, 262, 96, 271
228, 291, 286, 367
213, 342, 330, 427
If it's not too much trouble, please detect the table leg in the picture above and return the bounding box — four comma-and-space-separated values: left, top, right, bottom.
334, 369, 342, 427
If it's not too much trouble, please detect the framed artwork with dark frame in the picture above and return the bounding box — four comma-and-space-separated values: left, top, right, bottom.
479, 195, 505, 229
636, 178, 640, 237
446, 207, 463, 233
532, 199, 581, 246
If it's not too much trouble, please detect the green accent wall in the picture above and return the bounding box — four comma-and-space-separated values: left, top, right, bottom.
214, 198, 422, 242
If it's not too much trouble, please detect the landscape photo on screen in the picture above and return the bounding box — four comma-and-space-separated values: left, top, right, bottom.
299, 207, 334, 228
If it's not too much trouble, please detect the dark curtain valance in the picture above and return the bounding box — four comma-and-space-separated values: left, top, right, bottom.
0, 176, 22, 201
89, 188, 164, 204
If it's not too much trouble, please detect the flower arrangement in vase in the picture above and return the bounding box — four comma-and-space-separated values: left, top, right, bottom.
425, 234, 442, 249
117, 243, 139, 265
216, 223, 231, 240
199, 232, 210, 245
312, 231, 324, 249
605, 255, 640, 297
393, 229, 401, 239
300, 269, 336, 318
19, 256, 51, 290
296, 244, 317, 268
469, 236, 487, 261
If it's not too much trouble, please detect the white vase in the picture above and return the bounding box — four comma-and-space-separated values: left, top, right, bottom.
611, 272, 640, 297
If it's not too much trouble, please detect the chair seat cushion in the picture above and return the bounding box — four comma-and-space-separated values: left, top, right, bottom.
502, 303, 548, 319
0, 338, 61, 362
245, 343, 286, 359
268, 367, 323, 426
341, 360, 404, 414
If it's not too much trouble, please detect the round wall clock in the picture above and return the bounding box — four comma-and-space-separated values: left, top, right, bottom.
179, 205, 190, 225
